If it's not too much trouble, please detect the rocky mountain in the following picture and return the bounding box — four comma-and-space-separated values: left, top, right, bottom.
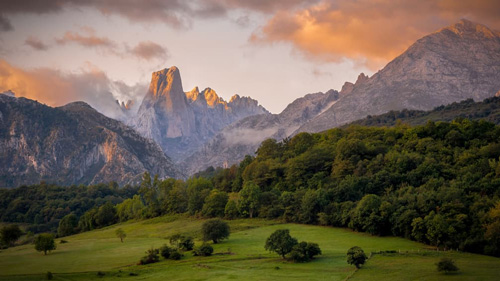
0, 93, 183, 188
181, 89, 340, 173
182, 19, 500, 174
133, 67, 268, 161
298, 19, 500, 133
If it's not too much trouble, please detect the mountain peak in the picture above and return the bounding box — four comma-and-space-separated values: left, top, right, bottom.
229, 94, 241, 103
439, 19, 500, 39
186, 86, 200, 102
202, 87, 225, 107
150, 66, 183, 99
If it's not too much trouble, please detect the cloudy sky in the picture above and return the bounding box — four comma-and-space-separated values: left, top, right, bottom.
1, 0, 499, 117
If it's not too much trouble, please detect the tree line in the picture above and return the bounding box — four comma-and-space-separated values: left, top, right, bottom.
2, 118, 500, 257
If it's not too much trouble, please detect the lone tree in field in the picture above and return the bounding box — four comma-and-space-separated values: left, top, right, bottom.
347, 246, 367, 268
202, 219, 230, 243
265, 229, 298, 259
115, 228, 126, 243
436, 258, 459, 273
35, 233, 56, 255
0, 224, 22, 247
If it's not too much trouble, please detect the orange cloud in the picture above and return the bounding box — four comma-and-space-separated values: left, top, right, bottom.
0, 60, 142, 120
56, 28, 115, 49
250, 0, 500, 69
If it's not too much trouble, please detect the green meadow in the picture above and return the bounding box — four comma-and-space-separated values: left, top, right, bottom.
0, 215, 499, 280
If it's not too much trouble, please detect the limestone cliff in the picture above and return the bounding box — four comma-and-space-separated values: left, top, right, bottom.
0, 94, 183, 187
133, 67, 269, 161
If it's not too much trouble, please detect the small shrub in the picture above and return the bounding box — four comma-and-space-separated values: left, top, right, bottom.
97, 271, 105, 277
160, 245, 172, 259
139, 248, 160, 265
170, 250, 183, 260
129, 272, 138, 276
46, 271, 53, 280
179, 236, 195, 251
60, 239, 68, 244
193, 243, 214, 256
437, 258, 459, 273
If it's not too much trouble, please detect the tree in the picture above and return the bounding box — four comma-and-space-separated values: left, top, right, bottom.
290, 241, 322, 262
238, 182, 261, 218
115, 228, 126, 242
0, 224, 22, 246
436, 258, 459, 273
202, 219, 230, 243
202, 190, 229, 218
264, 229, 298, 259
347, 246, 367, 268
95, 202, 117, 227
58, 213, 78, 237
187, 177, 212, 215
224, 200, 239, 219
35, 233, 56, 255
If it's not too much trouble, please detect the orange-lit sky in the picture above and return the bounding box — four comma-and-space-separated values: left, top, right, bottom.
1, 0, 499, 116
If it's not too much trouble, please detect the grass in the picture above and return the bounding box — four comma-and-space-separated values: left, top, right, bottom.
0, 215, 498, 280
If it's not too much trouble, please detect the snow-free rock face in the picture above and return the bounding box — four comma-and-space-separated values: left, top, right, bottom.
298, 19, 500, 133
181, 89, 340, 173
0, 94, 183, 188
133, 67, 269, 161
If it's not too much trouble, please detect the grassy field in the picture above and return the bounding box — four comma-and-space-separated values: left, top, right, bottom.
0, 215, 499, 280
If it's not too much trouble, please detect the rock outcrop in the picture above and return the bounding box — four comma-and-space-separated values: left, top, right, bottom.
0, 94, 183, 188
297, 19, 500, 133
181, 90, 340, 173
133, 66, 268, 161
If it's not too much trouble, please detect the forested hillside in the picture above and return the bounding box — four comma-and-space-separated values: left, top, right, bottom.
2, 119, 500, 257
348, 96, 500, 127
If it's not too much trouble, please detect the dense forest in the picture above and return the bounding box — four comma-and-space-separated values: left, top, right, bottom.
348, 96, 500, 127
0, 183, 137, 233
1, 119, 500, 256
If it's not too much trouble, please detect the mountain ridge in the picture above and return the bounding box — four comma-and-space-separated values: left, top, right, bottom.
133, 66, 269, 161
0, 93, 183, 188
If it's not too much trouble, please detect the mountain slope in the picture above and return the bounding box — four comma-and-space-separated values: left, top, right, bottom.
298, 19, 500, 133
133, 67, 268, 161
0, 93, 183, 188
182, 89, 340, 173
346, 96, 500, 127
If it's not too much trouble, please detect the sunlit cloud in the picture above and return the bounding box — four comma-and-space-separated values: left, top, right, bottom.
56, 28, 116, 49
24, 36, 48, 51
250, 0, 500, 69
0, 59, 144, 120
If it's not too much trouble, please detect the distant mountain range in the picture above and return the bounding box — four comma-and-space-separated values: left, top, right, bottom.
1, 19, 499, 187
183, 19, 500, 173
